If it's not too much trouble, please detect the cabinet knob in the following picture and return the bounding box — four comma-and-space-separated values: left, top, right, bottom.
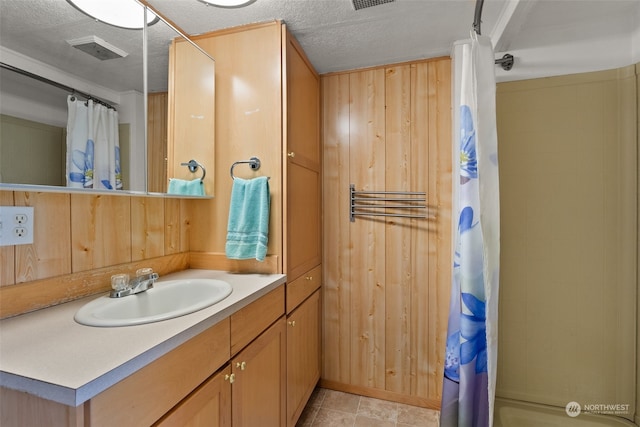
288, 320, 296, 327
305, 276, 313, 281
236, 361, 247, 370
287, 152, 296, 158
225, 373, 235, 384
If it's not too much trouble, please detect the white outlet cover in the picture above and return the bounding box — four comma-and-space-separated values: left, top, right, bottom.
0, 206, 34, 246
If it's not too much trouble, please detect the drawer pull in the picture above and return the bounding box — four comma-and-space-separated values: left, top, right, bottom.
225, 373, 235, 384
288, 320, 296, 327
287, 152, 296, 158
236, 361, 247, 370
305, 276, 313, 281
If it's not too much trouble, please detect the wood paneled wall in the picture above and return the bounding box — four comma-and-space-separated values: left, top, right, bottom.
147, 92, 168, 194
0, 190, 190, 318
321, 58, 452, 408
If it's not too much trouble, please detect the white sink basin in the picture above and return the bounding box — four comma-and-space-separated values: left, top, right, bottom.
74, 278, 233, 327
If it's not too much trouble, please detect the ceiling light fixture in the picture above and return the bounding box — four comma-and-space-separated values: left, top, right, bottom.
66, 0, 158, 30
198, 0, 257, 8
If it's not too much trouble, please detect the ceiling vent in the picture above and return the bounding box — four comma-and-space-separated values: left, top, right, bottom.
352, 0, 395, 11
67, 36, 128, 61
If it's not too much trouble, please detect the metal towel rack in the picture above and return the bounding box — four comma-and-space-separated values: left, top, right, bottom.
230, 156, 261, 180
350, 184, 428, 222
180, 160, 206, 181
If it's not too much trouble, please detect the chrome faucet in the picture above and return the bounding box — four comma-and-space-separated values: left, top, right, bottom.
109, 268, 159, 298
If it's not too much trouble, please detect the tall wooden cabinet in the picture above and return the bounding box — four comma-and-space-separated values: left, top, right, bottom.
187, 21, 322, 427
283, 29, 321, 284
282, 27, 322, 427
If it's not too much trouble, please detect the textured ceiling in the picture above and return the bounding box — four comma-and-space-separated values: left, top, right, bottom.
145, 0, 508, 74
0, 0, 638, 98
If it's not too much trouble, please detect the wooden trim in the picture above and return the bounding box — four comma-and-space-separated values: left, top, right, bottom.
318, 379, 441, 411
319, 56, 451, 77
0, 253, 189, 319
189, 20, 283, 41
188, 252, 279, 274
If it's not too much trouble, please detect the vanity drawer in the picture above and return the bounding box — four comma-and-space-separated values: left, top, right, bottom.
286, 265, 321, 313
88, 318, 230, 427
230, 285, 285, 356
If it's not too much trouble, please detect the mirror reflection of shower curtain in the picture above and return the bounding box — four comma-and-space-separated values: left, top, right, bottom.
66, 95, 122, 190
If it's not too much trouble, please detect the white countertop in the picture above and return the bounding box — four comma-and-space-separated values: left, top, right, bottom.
0, 269, 286, 407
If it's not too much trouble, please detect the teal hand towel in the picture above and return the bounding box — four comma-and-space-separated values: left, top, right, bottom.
168, 178, 205, 196
225, 177, 270, 262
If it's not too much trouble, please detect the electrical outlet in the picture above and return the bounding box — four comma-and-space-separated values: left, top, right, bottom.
14, 227, 28, 237
14, 214, 28, 225
0, 206, 34, 246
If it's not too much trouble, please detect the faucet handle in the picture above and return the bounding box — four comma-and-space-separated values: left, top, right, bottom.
136, 267, 154, 277
111, 274, 130, 291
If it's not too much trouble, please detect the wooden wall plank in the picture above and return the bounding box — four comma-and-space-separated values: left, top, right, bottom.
147, 92, 168, 194
425, 60, 452, 399
348, 68, 387, 389
70, 194, 132, 272
321, 73, 352, 383
384, 65, 413, 394
409, 62, 431, 398
164, 198, 184, 255
0, 191, 15, 286
14, 192, 71, 283
131, 196, 165, 261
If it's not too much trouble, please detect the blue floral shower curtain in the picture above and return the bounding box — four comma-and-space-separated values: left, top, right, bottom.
440, 34, 500, 427
66, 96, 122, 190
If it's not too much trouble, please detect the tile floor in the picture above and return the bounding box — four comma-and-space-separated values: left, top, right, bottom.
296, 388, 440, 427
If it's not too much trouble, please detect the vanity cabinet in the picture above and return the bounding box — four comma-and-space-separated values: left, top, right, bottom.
157, 317, 287, 427
155, 287, 286, 427
155, 366, 232, 427
89, 317, 231, 427
0, 285, 286, 427
232, 317, 287, 426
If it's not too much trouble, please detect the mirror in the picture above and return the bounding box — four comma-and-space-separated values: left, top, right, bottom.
0, 0, 215, 196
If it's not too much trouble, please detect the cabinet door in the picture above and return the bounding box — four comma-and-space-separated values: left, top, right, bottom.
284, 31, 321, 282
155, 366, 232, 427
232, 317, 287, 427
286, 290, 321, 427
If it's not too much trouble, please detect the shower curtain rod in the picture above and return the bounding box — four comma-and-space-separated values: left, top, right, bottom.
0, 62, 116, 110
473, 0, 514, 71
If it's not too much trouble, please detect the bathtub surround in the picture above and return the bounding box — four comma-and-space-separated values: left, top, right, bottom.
496, 64, 637, 423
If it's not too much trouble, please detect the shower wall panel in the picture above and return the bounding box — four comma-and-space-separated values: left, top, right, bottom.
496, 66, 637, 421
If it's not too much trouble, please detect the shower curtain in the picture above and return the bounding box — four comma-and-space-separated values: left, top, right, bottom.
440, 34, 500, 427
66, 95, 122, 190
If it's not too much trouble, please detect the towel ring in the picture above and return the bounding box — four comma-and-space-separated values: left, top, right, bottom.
181, 160, 206, 182
230, 157, 261, 180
